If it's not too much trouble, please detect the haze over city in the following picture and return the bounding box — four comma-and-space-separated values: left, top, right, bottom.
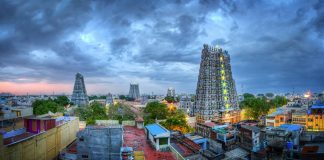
1, 0, 324, 95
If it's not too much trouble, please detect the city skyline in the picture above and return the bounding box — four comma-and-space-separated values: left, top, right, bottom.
1, 0, 324, 95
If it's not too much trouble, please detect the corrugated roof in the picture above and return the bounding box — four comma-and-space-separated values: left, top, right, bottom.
145, 123, 168, 136
279, 124, 303, 131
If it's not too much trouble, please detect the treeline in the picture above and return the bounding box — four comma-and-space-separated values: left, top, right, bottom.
74, 102, 108, 125
144, 101, 193, 133
239, 93, 288, 120
107, 103, 135, 123
32, 96, 69, 115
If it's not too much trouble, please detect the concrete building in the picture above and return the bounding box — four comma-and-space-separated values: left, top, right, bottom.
278, 124, 303, 147
306, 105, 324, 131
135, 117, 144, 129
71, 73, 89, 106
212, 125, 238, 149
0, 116, 79, 160
170, 132, 202, 160
239, 125, 261, 152
167, 87, 176, 98
195, 121, 216, 139
266, 108, 289, 127
179, 95, 193, 115
194, 44, 240, 123
291, 105, 324, 131
145, 123, 170, 151
265, 127, 291, 150
76, 125, 123, 160
128, 83, 140, 100
301, 143, 324, 159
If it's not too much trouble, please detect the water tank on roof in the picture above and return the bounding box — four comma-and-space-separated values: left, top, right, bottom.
286, 141, 293, 150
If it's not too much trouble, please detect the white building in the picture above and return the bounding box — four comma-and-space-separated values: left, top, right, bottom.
145, 123, 170, 151
167, 87, 175, 98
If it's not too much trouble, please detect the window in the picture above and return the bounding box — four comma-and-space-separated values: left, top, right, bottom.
159, 138, 168, 145
82, 155, 88, 158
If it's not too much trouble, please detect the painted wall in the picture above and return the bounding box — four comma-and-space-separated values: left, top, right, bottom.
1, 117, 79, 160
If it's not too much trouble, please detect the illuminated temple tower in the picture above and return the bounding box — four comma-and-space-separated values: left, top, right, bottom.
71, 73, 89, 106
194, 44, 240, 123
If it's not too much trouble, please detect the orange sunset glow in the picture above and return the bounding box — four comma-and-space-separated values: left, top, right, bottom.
0, 82, 72, 95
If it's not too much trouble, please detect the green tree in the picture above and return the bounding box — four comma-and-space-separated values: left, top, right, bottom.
75, 102, 108, 125
144, 101, 168, 120
165, 96, 176, 103
270, 95, 288, 108
240, 95, 270, 120
54, 96, 70, 106
243, 93, 255, 99
119, 95, 126, 100
265, 93, 274, 98
160, 110, 194, 133
32, 99, 65, 115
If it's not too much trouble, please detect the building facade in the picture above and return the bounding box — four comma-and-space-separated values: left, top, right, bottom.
77, 125, 123, 160
128, 83, 140, 100
167, 87, 176, 98
239, 125, 261, 152
179, 95, 193, 115
0, 116, 79, 160
194, 44, 240, 123
71, 73, 89, 106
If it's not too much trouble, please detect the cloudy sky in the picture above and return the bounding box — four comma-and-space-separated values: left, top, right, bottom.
0, 0, 323, 95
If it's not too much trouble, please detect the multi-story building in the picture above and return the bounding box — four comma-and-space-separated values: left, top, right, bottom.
239, 125, 261, 152
166, 87, 176, 98
77, 125, 123, 159
266, 108, 289, 127
0, 116, 79, 160
179, 95, 193, 115
128, 83, 140, 100
292, 109, 307, 126
291, 105, 324, 131
71, 73, 89, 106
194, 44, 240, 124
212, 125, 237, 148
305, 105, 324, 131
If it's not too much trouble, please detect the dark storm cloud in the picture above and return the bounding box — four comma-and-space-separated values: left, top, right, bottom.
0, 0, 324, 94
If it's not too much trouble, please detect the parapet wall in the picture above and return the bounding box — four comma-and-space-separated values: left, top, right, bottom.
1, 117, 79, 160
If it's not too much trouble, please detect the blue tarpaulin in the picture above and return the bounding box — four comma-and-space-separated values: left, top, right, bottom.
279, 124, 302, 131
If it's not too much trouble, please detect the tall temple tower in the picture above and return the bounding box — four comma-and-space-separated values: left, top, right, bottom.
194, 44, 240, 124
106, 93, 114, 106
129, 83, 140, 99
167, 87, 176, 98
71, 73, 89, 106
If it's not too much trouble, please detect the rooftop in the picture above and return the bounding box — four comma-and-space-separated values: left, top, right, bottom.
279, 124, 303, 132
123, 126, 175, 160
203, 121, 216, 128
145, 123, 169, 136
241, 125, 261, 132
1, 116, 77, 146
267, 108, 286, 117
302, 143, 324, 154
310, 105, 324, 109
